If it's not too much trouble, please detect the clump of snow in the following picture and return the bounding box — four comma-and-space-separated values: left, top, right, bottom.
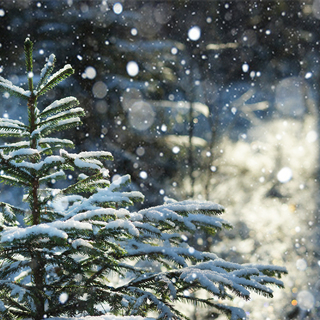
41, 97, 78, 116
1, 224, 68, 242
49, 316, 155, 320
40, 53, 56, 80
72, 238, 93, 249
0, 77, 31, 98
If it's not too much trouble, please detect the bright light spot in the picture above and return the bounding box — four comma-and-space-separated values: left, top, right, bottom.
231, 107, 237, 114
296, 258, 307, 271
197, 237, 203, 245
159, 189, 165, 195
188, 26, 201, 41
3, 112, 8, 118
0, 9, 5, 17
59, 292, 68, 304
126, 61, 139, 77
82, 66, 96, 79
265, 29, 271, 35
183, 290, 190, 296
306, 130, 318, 143
128, 101, 155, 131
92, 81, 108, 99
139, 171, 148, 179
181, 235, 188, 241
161, 124, 167, 132
113, 2, 123, 14
77, 55, 83, 61
242, 63, 249, 73
188, 247, 195, 254
131, 28, 138, 36
39, 49, 44, 55
277, 167, 292, 183
172, 146, 180, 154
171, 47, 178, 55
136, 146, 145, 156
297, 290, 315, 310
28, 72, 34, 78
305, 72, 312, 79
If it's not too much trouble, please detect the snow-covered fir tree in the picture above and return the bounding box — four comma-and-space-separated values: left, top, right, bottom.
0, 39, 287, 320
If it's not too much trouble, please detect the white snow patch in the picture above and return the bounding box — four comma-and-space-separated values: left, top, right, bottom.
72, 239, 93, 249
41, 97, 78, 115
49, 316, 155, 320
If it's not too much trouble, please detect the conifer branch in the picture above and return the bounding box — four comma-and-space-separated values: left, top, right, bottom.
37, 53, 56, 91
37, 65, 74, 96
0, 79, 31, 100
40, 96, 79, 119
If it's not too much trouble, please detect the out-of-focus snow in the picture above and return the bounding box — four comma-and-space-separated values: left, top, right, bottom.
181, 110, 318, 318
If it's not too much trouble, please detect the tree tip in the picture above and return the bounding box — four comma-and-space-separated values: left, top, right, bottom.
24, 38, 33, 48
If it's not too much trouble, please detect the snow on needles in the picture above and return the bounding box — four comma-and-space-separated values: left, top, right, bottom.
1, 220, 92, 243
40, 53, 55, 80
49, 316, 155, 320
41, 97, 78, 115
0, 76, 31, 97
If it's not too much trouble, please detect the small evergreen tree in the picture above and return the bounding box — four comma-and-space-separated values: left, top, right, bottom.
0, 39, 287, 320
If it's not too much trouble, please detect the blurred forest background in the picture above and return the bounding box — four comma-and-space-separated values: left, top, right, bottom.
0, 0, 320, 319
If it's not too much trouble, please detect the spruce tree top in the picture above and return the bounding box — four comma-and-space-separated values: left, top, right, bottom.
0, 38, 287, 320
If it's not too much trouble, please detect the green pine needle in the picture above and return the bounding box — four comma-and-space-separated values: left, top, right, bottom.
37, 65, 74, 96
24, 38, 33, 73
